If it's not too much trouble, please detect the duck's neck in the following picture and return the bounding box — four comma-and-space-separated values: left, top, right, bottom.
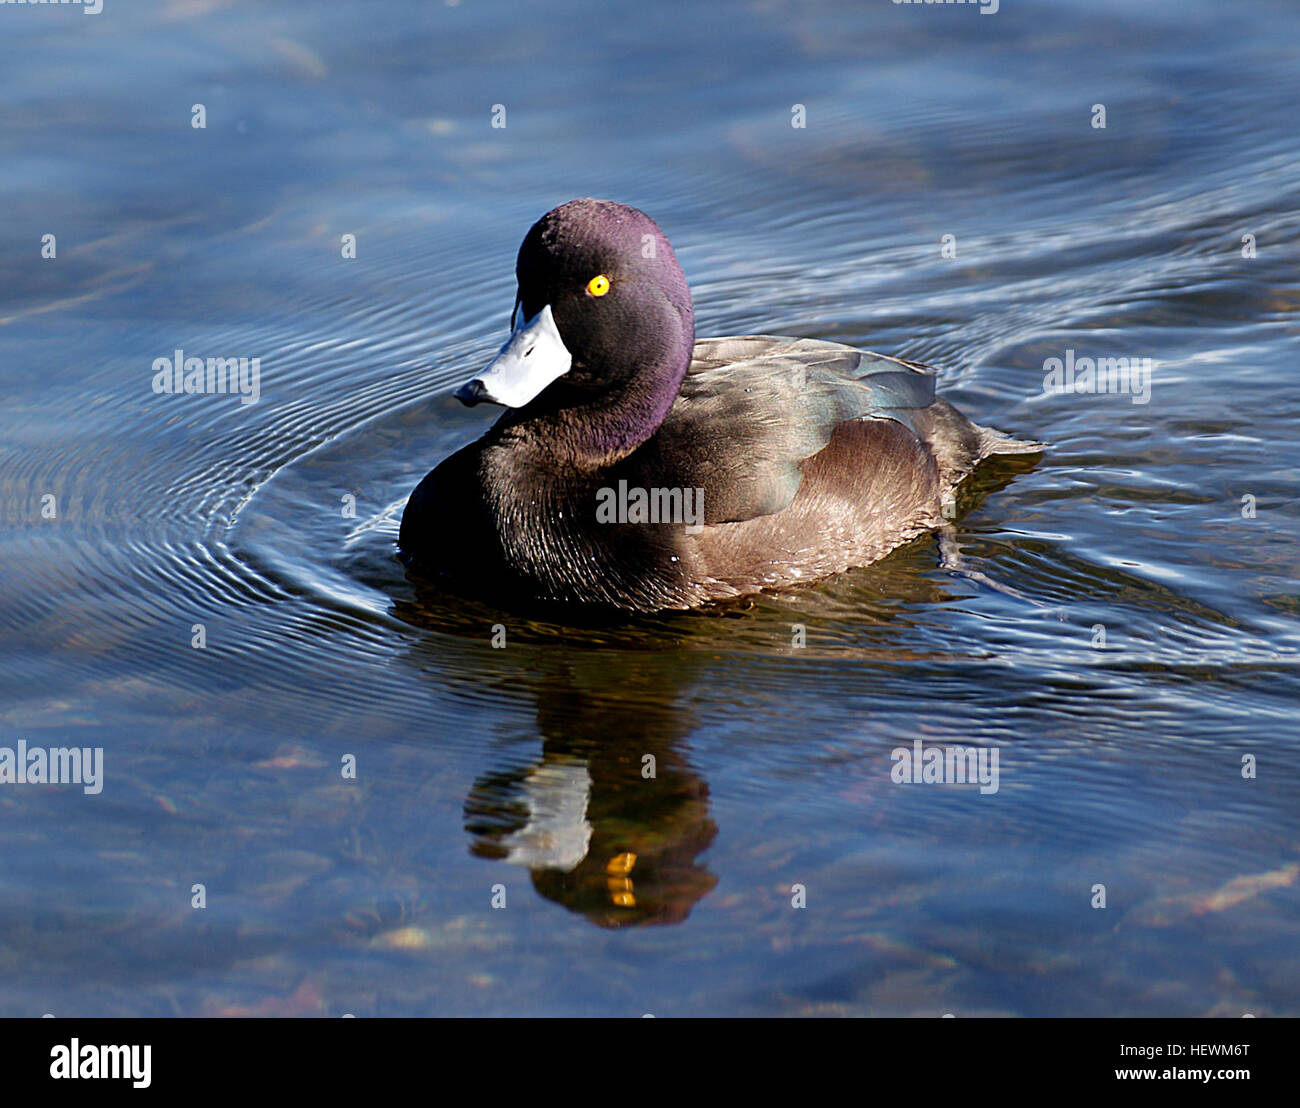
500, 342, 691, 470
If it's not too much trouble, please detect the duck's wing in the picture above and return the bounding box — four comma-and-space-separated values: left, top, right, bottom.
634, 336, 940, 525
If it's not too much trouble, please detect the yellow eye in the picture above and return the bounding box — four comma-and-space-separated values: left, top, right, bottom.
586, 274, 610, 297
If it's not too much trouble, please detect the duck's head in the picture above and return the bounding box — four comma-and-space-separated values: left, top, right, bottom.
456, 199, 695, 422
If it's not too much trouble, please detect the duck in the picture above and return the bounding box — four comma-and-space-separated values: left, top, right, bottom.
399, 198, 1041, 612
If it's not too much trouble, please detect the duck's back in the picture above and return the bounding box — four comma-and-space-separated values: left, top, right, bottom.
677, 335, 1035, 493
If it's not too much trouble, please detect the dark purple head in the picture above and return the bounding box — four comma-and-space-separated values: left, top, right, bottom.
455, 200, 695, 446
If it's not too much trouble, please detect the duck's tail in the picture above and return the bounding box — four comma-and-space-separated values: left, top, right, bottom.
979, 426, 1047, 456
909, 398, 1043, 494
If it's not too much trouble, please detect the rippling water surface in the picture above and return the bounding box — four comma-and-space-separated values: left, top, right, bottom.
2, 0, 1298, 1016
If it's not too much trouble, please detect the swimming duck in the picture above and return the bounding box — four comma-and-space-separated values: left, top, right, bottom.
399, 198, 1040, 612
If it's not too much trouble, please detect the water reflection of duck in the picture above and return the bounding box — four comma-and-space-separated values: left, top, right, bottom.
463, 660, 718, 928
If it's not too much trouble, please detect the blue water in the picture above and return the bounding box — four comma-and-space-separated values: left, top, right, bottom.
1, 0, 1298, 1016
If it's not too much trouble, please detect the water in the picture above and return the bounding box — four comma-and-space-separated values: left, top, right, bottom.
2, 0, 1298, 1016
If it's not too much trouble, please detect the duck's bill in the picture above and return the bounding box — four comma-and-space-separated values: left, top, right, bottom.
455, 304, 572, 407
